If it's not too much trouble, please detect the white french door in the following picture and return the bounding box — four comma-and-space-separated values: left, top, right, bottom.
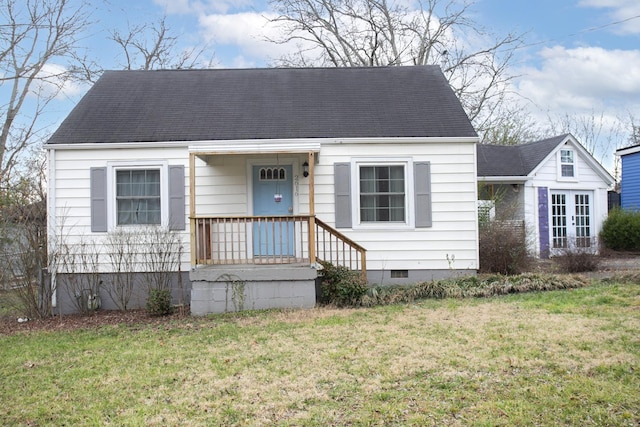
550, 190, 593, 252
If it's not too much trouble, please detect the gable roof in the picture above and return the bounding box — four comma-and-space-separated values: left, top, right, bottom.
47, 66, 477, 145
477, 134, 570, 177
477, 134, 614, 185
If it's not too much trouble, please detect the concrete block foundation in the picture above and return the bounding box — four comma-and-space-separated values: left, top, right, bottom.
190, 264, 317, 315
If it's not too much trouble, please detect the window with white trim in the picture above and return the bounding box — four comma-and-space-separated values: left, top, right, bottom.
115, 168, 161, 225
359, 164, 406, 223
560, 149, 575, 178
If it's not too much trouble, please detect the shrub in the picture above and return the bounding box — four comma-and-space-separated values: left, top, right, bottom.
360, 274, 589, 307
479, 220, 532, 275
146, 289, 173, 316
600, 208, 640, 252
319, 261, 368, 307
554, 243, 600, 273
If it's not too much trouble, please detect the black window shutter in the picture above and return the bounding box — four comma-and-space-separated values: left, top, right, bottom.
90, 167, 108, 232
414, 161, 432, 228
168, 165, 186, 231
334, 163, 352, 228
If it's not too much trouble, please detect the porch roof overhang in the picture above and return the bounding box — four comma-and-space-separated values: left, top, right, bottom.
188, 139, 321, 156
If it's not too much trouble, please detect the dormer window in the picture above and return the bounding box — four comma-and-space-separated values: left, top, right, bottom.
560, 149, 575, 178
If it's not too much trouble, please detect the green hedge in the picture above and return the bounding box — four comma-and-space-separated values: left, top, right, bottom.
600, 208, 640, 251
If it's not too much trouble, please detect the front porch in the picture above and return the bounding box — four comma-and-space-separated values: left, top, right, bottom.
187, 146, 366, 314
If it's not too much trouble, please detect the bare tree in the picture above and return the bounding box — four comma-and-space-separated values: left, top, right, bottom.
0, 0, 91, 185
546, 111, 623, 166
110, 15, 214, 70
482, 105, 540, 145
268, 0, 524, 135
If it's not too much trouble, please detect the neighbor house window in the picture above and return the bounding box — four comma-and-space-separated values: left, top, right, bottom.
560, 149, 575, 178
115, 169, 161, 225
359, 165, 405, 222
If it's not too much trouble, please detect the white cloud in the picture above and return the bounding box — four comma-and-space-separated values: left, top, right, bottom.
153, 0, 254, 15
198, 11, 313, 66
578, 0, 640, 34
32, 63, 86, 100
516, 46, 640, 113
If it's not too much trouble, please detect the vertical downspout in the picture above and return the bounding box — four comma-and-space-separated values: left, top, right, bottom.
189, 152, 196, 268
307, 152, 316, 265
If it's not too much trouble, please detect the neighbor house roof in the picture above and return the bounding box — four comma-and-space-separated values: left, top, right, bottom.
47, 66, 477, 145
477, 134, 569, 177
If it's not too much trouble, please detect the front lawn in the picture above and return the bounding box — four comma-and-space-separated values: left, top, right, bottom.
1, 281, 639, 426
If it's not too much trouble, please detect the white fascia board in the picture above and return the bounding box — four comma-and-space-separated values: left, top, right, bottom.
44, 140, 190, 150
616, 144, 640, 156
45, 136, 479, 152
321, 136, 479, 145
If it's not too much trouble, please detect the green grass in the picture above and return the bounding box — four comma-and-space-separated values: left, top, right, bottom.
1, 281, 639, 426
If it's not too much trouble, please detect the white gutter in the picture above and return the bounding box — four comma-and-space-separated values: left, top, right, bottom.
45, 136, 480, 151
616, 144, 640, 156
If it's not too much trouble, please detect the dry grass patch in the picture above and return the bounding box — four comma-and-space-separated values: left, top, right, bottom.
1, 283, 639, 425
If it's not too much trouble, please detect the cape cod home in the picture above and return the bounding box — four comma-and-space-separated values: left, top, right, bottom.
616, 143, 640, 210
45, 66, 479, 315
477, 134, 614, 258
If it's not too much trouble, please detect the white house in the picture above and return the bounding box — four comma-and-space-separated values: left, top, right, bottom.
46, 66, 479, 315
477, 134, 614, 258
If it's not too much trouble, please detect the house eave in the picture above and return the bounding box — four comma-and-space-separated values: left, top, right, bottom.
616, 144, 640, 156
46, 136, 479, 152
44, 140, 191, 150
478, 176, 529, 183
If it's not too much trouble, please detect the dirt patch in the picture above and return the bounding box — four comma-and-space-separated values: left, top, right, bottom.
0, 308, 189, 336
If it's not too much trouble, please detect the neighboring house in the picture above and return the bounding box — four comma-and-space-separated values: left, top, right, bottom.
477, 134, 614, 258
45, 66, 479, 315
616, 143, 640, 210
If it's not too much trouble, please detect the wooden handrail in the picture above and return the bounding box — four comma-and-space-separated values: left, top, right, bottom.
191, 215, 366, 280
314, 217, 367, 280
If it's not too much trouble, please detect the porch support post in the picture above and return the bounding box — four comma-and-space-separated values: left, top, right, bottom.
189, 152, 197, 267
307, 151, 316, 264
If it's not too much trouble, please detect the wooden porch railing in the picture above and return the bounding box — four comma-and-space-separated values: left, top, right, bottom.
192, 216, 366, 279
314, 217, 366, 278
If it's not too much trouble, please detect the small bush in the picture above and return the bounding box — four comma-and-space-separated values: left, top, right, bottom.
146, 289, 173, 316
600, 208, 640, 251
319, 261, 368, 307
554, 246, 600, 273
479, 220, 532, 275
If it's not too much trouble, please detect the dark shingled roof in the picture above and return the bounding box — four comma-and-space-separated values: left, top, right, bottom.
477, 134, 569, 177
47, 66, 477, 145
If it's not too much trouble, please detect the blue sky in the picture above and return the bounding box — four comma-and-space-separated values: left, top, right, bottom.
45, 0, 640, 167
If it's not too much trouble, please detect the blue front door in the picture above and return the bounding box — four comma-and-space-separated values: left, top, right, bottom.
252, 165, 294, 256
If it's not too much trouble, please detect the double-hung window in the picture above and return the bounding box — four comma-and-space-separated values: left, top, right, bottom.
359, 164, 406, 223
90, 164, 184, 232
560, 149, 575, 178
115, 168, 161, 225
334, 159, 430, 229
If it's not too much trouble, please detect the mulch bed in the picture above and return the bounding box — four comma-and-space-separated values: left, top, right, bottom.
2, 254, 638, 336
0, 308, 189, 336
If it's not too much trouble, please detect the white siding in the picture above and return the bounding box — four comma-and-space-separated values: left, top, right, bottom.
313, 141, 478, 271
525, 140, 612, 256
49, 147, 191, 272
50, 139, 478, 275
